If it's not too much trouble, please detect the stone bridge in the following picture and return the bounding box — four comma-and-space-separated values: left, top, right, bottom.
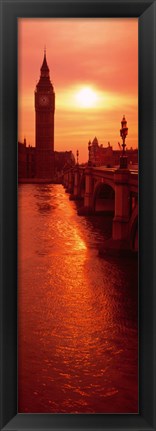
62, 164, 138, 254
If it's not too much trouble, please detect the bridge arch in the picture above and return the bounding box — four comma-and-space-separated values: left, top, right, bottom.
93, 180, 115, 215
69, 171, 74, 193
79, 174, 85, 199
129, 204, 138, 252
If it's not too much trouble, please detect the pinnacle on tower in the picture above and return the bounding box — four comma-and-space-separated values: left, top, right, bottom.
41, 49, 49, 74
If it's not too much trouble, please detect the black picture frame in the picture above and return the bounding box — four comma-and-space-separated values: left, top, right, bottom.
0, 0, 156, 430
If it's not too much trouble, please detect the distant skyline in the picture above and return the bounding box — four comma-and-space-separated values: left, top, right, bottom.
18, 18, 138, 163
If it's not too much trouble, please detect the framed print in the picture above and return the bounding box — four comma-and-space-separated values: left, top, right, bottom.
0, 0, 156, 430
18, 17, 139, 415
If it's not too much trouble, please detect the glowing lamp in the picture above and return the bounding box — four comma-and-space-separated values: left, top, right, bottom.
76, 150, 79, 165
120, 115, 128, 169
88, 140, 92, 165
120, 115, 128, 153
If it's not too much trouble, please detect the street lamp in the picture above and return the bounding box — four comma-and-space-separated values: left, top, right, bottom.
76, 149, 79, 165
120, 115, 128, 168
88, 140, 92, 166
120, 115, 128, 154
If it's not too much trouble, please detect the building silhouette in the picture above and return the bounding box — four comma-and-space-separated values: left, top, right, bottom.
89, 137, 138, 168
18, 52, 75, 182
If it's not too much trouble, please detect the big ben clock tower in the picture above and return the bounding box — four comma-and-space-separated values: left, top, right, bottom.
35, 50, 55, 179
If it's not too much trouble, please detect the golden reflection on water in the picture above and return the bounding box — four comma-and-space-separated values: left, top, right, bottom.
18, 184, 138, 414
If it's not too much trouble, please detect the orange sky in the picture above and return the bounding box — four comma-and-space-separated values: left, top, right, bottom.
18, 18, 138, 163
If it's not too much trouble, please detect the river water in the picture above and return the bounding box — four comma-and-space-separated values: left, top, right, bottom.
18, 184, 138, 414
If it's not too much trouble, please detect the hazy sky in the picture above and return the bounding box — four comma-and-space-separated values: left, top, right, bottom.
18, 18, 138, 162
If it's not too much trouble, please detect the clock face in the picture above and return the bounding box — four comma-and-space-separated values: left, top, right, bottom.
39, 95, 49, 106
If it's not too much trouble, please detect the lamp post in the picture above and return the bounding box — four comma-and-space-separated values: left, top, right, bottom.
76, 150, 79, 165
120, 115, 128, 168
88, 140, 92, 166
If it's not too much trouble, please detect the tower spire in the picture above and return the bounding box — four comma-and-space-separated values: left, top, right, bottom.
40, 48, 49, 77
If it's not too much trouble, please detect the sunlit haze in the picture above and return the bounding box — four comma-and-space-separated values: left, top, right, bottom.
18, 18, 138, 162
74, 87, 100, 109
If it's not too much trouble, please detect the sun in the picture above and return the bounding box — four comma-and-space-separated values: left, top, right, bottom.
74, 86, 99, 108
